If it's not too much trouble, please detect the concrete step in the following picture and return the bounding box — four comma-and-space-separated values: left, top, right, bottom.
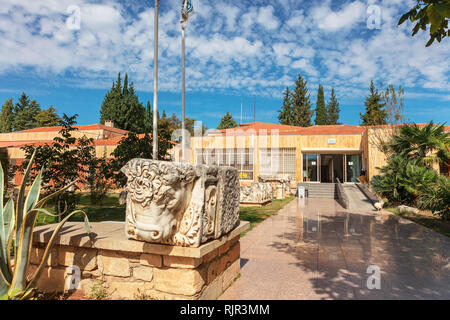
308, 191, 337, 195
298, 183, 337, 199
299, 187, 336, 191
308, 194, 337, 199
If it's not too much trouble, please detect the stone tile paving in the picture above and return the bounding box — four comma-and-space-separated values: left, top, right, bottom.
220, 198, 450, 300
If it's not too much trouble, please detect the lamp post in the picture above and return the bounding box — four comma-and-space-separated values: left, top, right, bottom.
152, 0, 159, 160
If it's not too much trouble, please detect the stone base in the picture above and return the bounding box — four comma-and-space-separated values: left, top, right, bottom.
31, 221, 249, 300
239, 200, 272, 207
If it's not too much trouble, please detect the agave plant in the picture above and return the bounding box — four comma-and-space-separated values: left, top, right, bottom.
0, 150, 93, 299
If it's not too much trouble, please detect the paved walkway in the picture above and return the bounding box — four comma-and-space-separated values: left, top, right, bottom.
220, 198, 450, 300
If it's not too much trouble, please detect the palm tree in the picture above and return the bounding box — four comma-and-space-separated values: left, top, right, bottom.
389, 121, 449, 166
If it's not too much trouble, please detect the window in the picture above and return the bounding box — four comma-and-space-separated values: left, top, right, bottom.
196, 148, 254, 180
260, 148, 296, 180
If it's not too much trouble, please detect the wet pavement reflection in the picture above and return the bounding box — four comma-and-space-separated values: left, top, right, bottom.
220, 197, 450, 300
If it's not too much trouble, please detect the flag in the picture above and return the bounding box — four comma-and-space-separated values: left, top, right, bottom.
180, 0, 194, 28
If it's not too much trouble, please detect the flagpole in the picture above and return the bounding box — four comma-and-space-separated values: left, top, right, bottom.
152, 0, 159, 160
240, 98, 243, 125
181, 25, 186, 162
180, 1, 193, 162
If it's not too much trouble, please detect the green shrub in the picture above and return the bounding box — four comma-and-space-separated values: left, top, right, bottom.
0, 150, 93, 299
371, 155, 439, 206
417, 176, 450, 220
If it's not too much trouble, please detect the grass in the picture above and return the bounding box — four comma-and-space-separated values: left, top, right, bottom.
35, 193, 125, 227
387, 207, 450, 237
87, 279, 109, 300
239, 196, 295, 236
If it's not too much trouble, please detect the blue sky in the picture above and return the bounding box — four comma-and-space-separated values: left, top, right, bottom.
0, 0, 449, 130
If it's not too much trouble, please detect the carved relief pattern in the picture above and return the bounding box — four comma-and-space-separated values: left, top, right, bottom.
171, 202, 202, 247
121, 159, 240, 247
258, 174, 293, 198
240, 182, 274, 204
215, 168, 240, 238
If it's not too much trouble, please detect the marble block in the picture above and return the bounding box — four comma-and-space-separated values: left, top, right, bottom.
121, 159, 240, 248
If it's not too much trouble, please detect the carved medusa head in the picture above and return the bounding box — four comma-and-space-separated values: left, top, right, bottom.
121, 159, 199, 242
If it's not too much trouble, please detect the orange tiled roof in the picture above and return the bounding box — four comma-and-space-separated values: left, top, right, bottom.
0, 138, 123, 149
0, 140, 53, 148
1, 134, 176, 149
15, 124, 129, 135
208, 122, 450, 136
208, 122, 365, 136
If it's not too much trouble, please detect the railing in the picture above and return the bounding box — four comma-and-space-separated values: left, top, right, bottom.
335, 177, 349, 209
355, 178, 380, 206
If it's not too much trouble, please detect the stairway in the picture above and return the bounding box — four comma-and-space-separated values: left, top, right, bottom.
298, 183, 337, 199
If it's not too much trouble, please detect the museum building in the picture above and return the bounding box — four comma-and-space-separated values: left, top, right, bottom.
189, 122, 449, 186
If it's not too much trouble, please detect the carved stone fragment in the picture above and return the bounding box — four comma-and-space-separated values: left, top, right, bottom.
240, 183, 273, 205
121, 159, 240, 247
258, 174, 293, 199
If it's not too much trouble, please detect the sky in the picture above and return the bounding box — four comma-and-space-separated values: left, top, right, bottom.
0, 0, 449, 131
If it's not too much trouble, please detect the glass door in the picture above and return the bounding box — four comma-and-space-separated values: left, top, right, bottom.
346, 154, 362, 182
302, 154, 318, 182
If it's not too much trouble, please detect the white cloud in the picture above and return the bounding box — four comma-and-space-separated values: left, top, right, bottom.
256, 6, 280, 31
311, 1, 365, 32
220, 4, 240, 32
0, 0, 447, 104
286, 10, 305, 28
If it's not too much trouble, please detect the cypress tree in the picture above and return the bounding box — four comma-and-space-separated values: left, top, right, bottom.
99, 73, 147, 133
217, 111, 238, 129
121, 82, 146, 133
123, 73, 129, 96
144, 101, 152, 134
291, 74, 313, 127
278, 87, 293, 125
360, 80, 388, 126
100, 73, 122, 126
326, 88, 341, 125
314, 84, 327, 125
0, 98, 14, 133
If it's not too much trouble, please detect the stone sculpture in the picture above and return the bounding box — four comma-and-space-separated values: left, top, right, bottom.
240, 183, 273, 205
397, 205, 420, 214
121, 159, 240, 247
258, 174, 293, 199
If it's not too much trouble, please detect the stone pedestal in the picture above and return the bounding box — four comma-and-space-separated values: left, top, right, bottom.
275, 184, 284, 200
31, 221, 249, 300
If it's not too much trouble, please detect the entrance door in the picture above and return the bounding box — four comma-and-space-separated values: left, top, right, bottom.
302, 154, 318, 182
346, 154, 362, 182
320, 154, 344, 183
